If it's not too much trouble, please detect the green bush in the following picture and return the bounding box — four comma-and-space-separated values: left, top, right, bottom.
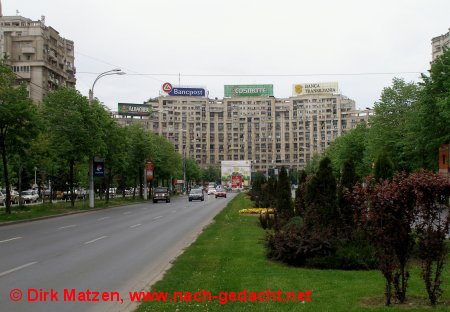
259, 211, 275, 230
304, 239, 377, 270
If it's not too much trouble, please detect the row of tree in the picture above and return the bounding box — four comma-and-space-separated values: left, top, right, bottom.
250, 49, 450, 307
0, 61, 220, 213
326, 48, 450, 179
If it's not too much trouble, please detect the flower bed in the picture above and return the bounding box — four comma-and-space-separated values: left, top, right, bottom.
239, 208, 275, 214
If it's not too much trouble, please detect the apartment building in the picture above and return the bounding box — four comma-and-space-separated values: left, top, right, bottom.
113, 83, 372, 173
0, 13, 76, 103
431, 27, 449, 62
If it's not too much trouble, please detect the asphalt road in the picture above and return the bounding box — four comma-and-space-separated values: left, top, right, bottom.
0, 193, 235, 312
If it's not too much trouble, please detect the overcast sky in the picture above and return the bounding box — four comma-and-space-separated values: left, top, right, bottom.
4, 0, 449, 110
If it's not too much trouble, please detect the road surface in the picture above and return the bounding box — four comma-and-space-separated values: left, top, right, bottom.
0, 193, 235, 312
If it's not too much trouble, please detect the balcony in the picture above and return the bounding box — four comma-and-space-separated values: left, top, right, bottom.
22, 47, 35, 54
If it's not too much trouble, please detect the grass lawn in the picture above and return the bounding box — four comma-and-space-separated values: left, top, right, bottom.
0, 196, 145, 223
136, 193, 450, 312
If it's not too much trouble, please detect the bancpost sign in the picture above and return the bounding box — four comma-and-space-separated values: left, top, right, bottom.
224, 84, 273, 97
162, 82, 206, 97
293, 82, 339, 96
118, 103, 151, 116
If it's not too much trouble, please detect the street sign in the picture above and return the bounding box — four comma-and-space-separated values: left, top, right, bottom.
93, 160, 104, 177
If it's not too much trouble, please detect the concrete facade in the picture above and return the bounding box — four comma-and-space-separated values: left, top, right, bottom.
0, 15, 76, 103
113, 92, 372, 173
431, 27, 449, 62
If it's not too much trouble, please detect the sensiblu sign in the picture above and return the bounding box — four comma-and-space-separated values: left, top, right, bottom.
118, 103, 151, 116
162, 82, 206, 97
224, 85, 273, 97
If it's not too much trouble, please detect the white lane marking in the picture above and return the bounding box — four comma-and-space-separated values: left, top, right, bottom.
0, 237, 22, 244
0, 262, 37, 277
58, 224, 77, 230
129, 224, 141, 228
97, 217, 110, 221
152, 216, 163, 220
84, 236, 107, 245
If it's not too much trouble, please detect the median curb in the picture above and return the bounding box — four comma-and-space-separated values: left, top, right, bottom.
0, 201, 146, 227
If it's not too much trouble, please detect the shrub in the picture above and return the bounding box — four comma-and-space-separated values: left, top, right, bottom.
304, 238, 377, 270
266, 230, 333, 266
259, 211, 276, 230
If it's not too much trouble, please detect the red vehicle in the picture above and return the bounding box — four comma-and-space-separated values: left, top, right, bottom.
215, 187, 227, 198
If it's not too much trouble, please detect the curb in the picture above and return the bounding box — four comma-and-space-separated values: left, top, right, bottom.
0, 201, 145, 227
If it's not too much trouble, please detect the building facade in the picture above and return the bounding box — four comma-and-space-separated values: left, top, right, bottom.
0, 14, 76, 103
113, 83, 372, 173
431, 27, 449, 62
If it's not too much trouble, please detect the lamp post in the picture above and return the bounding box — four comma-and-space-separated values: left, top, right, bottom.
88, 69, 125, 208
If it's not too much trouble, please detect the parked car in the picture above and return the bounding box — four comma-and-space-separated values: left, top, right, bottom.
153, 187, 170, 203
215, 187, 227, 198
1, 189, 19, 204
20, 190, 39, 204
188, 188, 204, 202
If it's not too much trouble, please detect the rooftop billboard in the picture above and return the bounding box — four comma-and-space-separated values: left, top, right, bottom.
162, 82, 206, 97
292, 82, 339, 96
224, 84, 273, 97
118, 103, 151, 116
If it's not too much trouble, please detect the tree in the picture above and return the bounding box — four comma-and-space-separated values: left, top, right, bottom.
337, 159, 358, 237
42, 87, 107, 207
275, 166, 293, 220
304, 157, 338, 235
294, 170, 307, 217
126, 123, 152, 198
373, 152, 394, 182
411, 171, 450, 306
326, 123, 371, 178
367, 78, 421, 172
407, 48, 450, 170
202, 165, 220, 184
349, 173, 418, 305
0, 61, 40, 213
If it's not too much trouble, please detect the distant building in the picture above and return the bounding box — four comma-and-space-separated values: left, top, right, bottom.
0, 8, 76, 103
431, 27, 449, 62
112, 83, 372, 173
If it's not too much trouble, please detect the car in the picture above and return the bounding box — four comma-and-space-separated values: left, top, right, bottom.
1, 189, 19, 204
20, 190, 39, 204
153, 187, 170, 203
215, 187, 227, 198
207, 188, 217, 195
188, 188, 204, 201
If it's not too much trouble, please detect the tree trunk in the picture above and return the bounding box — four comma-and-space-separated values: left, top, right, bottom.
0, 139, 11, 214
69, 159, 75, 208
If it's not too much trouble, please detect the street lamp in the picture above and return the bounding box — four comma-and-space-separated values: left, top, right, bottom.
88, 69, 125, 208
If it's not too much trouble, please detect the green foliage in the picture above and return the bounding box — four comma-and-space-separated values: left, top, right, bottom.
0, 61, 40, 213
304, 157, 338, 234
275, 166, 293, 220
337, 160, 358, 237
326, 124, 371, 178
201, 165, 220, 183
373, 152, 394, 182
367, 78, 421, 172
259, 211, 275, 230
304, 238, 377, 270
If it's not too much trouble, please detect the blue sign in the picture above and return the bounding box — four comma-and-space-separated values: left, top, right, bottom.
169, 87, 206, 97
93, 160, 105, 177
